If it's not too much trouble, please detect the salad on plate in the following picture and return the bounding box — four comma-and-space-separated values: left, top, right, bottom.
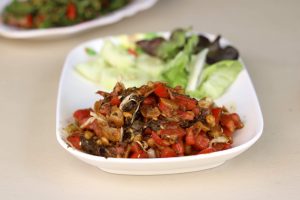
75, 28, 243, 99
65, 81, 244, 158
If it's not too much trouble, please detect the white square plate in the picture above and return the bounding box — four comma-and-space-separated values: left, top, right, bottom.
56, 33, 264, 175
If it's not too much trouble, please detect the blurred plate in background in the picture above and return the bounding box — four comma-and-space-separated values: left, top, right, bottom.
0, 0, 157, 39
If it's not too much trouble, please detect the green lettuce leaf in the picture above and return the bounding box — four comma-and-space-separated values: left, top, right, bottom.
162, 51, 189, 88
188, 60, 243, 99
162, 34, 199, 88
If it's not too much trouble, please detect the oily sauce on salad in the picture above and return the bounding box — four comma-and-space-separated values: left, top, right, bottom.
65, 82, 244, 158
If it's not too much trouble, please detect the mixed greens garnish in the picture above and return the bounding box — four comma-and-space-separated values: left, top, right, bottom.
75, 28, 243, 99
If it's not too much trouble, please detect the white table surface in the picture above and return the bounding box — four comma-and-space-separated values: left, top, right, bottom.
1, 0, 299, 199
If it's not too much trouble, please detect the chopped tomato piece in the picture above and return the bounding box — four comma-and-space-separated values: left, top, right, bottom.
211, 107, 222, 124
151, 131, 169, 146
127, 48, 138, 57
223, 143, 232, 149
177, 110, 195, 121
67, 135, 81, 150
154, 83, 169, 98
174, 95, 197, 110
172, 141, 184, 156
198, 147, 216, 154
73, 109, 91, 123
161, 147, 177, 158
143, 96, 156, 105
185, 128, 196, 145
26, 14, 33, 28
144, 128, 152, 135
110, 96, 120, 106
130, 142, 148, 158
194, 134, 209, 150
85, 120, 102, 136
130, 152, 149, 158
192, 107, 200, 115
158, 98, 178, 117
163, 121, 178, 129
66, 3, 76, 20
130, 142, 141, 153
220, 113, 244, 131
230, 113, 244, 129
17, 14, 34, 28
220, 114, 235, 132
159, 128, 186, 138
213, 143, 231, 151
223, 127, 233, 137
